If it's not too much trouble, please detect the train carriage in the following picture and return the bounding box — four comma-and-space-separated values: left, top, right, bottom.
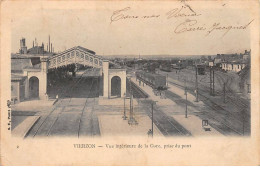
160, 64, 172, 72
135, 71, 167, 90
197, 65, 206, 75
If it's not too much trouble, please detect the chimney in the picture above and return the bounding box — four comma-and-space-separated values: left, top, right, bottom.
51, 43, 52, 53
42, 42, 44, 52
20, 38, 27, 54
33, 41, 34, 47
49, 35, 50, 53
53, 47, 54, 53
20, 38, 25, 47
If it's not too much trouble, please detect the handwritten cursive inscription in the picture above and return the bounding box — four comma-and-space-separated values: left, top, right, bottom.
166, 6, 201, 19
206, 19, 254, 36
110, 6, 254, 37
174, 19, 206, 34
110, 7, 160, 24
110, 7, 138, 24
173, 19, 254, 36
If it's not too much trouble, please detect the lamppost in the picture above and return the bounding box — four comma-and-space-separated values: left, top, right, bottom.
166, 73, 168, 87
195, 65, 199, 102
209, 65, 215, 96
185, 87, 188, 118
246, 80, 251, 93
210, 66, 212, 95
223, 82, 226, 104
148, 101, 158, 138
127, 76, 138, 125
129, 77, 132, 114
122, 93, 128, 120
242, 109, 245, 136
177, 60, 181, 80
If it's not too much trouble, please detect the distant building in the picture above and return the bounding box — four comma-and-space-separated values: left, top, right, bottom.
242, 50, 251, 60
11, 74, 27, 103
220, 50, 250, 72
19, 38, 27, 54
208, 61, 214, 67
221, 61, 247, 72
239, 65, 251, 96
213, 55, 222, 67
11, 37, 54, 103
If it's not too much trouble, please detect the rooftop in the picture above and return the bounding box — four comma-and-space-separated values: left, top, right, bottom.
11, 57, 41, 71
11, 53, 54, 59
11, 74, 27, 81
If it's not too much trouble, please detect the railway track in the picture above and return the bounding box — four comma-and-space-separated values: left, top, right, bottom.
140, 100, 192, 137
174, 70, 250, 111
126, 79, 148, 98
124, 73, 191, 136
29, 69, 97, 138
198, 94, 244, 136
200, 71, 250, 111
214, 71, 250, 109
77, 78, 98, 138
46, 97, 73, 136
167, 70, 250, 117
167, 80, 248, 136
126, 67, 250, 136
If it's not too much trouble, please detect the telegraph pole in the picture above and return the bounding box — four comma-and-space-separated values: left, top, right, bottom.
195, 65, 199, 102
212, 68, 215, 96
128, 77, 138, 125
223, 82, 226, 103
184, 78, 188, 118
131, 94, 134, 115
210, 67, 212, 95
130, 77, 132, 114
150, 101, 158, 137
185, 87, 188, 118
151, 103, 154, 137
130, 79, 132, 118
243, 110, 245, 136
122, 93, 127, 120
166, 74, 168, 87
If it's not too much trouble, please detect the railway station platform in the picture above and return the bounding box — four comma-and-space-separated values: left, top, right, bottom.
171, 115, 222, 137
130, 74, 224, 137
98, 114, 163, 137
131, 78, 173, 106
97, 97, 163, 137
11, 99, 56, 138
98, 97, 138, 106
167, 83, 205, 107
12, 116, 40, 138
11, 99, 57, 112
12, 71, 226, 138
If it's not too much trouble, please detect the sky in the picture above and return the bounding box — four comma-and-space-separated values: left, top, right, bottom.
10, 1, 253, 56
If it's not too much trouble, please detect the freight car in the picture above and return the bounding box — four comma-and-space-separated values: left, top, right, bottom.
135, 71, 167, 90
197, 65, 206, 75
160, 64, 172, 72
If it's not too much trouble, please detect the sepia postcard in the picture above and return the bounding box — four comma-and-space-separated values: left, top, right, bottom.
0, 0, 259, 166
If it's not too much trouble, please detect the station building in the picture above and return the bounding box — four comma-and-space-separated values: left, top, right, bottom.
11, 38, 54, 103
11, 38, 126, 103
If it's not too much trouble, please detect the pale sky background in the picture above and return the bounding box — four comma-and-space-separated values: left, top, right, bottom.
10, 1, 252, 56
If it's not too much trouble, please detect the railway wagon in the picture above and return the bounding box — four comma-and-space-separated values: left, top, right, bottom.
197, 65, 206, 75
160, 64, 171, 72
135, 71, 167, 90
